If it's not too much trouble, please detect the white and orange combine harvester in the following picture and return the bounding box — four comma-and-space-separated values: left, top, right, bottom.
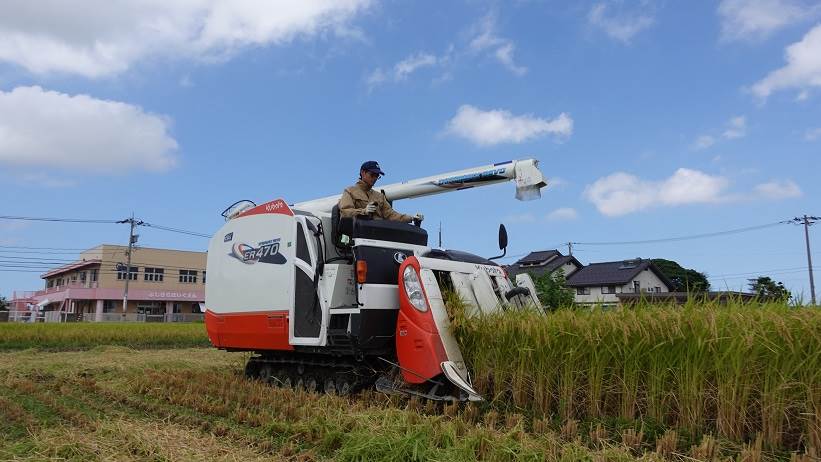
205, 159, 547, 401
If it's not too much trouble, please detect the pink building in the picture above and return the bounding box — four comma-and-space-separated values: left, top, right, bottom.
9, 244, 206, 322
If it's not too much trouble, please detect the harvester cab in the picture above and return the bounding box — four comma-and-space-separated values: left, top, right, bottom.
205, 159, 547, 401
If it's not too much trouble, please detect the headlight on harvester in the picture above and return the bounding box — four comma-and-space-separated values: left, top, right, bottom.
402, 266, 428, 312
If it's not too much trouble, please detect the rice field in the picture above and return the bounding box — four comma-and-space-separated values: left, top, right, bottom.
1, 347, 675, 461
0, 300, 818, 460
0, 322, 209, 351
448, 296, 821, 457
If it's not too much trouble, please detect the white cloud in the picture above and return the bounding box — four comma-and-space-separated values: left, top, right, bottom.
367, 52, 440, 87
0, 86, 178, 173
584, 168, 730, 216
546, 208, 578, 221
587, 3, 655, 43
694, 116, 748, 149
394, 53, 438, 80
445, 105, 572, 146
469, 15, 527, 76
722, 116, 747, 139
718, 0, 816, 41
693, 135, 716, 150
754, 179, 802, 198
805, 127, 821, 140
0, 1, 373, 78
751, 24, 821, 99
17, 173, 77, 188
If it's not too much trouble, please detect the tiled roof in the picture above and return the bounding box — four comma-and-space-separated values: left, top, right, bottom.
516, 250, 560, 265
507, 251, 583, 277
565, 258, 672, 288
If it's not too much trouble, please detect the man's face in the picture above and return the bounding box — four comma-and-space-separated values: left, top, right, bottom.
361, 169, 380, 187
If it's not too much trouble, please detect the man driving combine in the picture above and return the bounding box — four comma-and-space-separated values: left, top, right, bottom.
339, 161, 423, 224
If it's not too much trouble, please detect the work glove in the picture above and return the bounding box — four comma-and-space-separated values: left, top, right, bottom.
364, 203, 377, 215
412, 213, 424, 225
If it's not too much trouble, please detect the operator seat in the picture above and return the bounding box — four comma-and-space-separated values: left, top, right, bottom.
331, 205, 354, 249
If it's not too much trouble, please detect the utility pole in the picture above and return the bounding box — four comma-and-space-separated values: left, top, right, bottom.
117, 214, 142, 317
567, 242, 573, 256
788, 215, 818, 305
438, 222, 442, 248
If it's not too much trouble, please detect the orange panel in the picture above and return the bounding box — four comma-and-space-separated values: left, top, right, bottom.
205, 309, 294, 351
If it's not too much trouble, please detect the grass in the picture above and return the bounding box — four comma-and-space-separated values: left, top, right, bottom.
1, 348, 681, 461
0, 322, 210, 351
448, 296, 821, 456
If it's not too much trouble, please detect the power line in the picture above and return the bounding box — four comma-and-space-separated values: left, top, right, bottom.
0, 215, 212, 238
708, 266, 814, 278
0, 245, 90, 251
0, 215, 119, 224
572, 221, 788, 246
139, 222, 211, 238
0, 256, 206, 273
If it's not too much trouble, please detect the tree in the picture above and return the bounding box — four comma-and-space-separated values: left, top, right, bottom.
531, 269, 575, 311
651, 259, 710, 292
0, 296, 8, 311
748, 276, 791, 302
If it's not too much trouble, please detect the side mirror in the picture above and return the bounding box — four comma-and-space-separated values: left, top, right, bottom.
489, 223, 508, 261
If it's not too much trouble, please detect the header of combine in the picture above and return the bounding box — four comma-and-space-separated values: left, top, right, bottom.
294, 158, 547, 213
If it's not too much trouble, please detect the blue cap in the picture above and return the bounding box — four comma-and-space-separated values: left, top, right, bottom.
360, 160, 385, 175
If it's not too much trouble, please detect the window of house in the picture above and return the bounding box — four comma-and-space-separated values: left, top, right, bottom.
80, 271, 86, 283
179, 270, 198, 283
633, 281, 640, 292
576, 287, 590, 295
56, 278, 63, 286
117, 266, 138, 281
173, 303, 181, 313
90, 269, 98, 282
70, 273, 77, 283
144, 267, 164, 282
655, 286, 661, 293
103, 300, 116, 313
47, 280, 54, 288
601, 286, 616, 294
202, 271, 206, 284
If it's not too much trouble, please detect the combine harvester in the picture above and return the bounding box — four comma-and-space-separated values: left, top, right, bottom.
205, 159, 547, 401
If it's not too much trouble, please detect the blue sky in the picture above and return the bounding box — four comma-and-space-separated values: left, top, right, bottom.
0, 0, 819, 300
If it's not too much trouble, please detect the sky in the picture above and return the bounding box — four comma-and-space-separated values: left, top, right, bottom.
0, 0, 819, 300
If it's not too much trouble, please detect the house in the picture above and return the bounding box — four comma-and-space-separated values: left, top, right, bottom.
505, 250, 583, 280
565, 258, 673, 306
9, 244, 206, 322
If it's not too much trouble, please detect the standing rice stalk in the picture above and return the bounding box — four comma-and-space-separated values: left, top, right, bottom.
446, 295, 820, 453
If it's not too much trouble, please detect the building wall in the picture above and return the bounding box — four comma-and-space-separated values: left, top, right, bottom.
631, 269, 669, 294
95, 245, 206, 292
561, 263, 579, 278
44, 245, 206, 292
573, 268, 670, 305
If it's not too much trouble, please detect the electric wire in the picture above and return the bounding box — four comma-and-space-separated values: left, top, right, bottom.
0, 215, 212, 238
0, 215, 119, 224
139, 222, 211, 238
0, 245, 92, 251
572, 221, 788, 246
